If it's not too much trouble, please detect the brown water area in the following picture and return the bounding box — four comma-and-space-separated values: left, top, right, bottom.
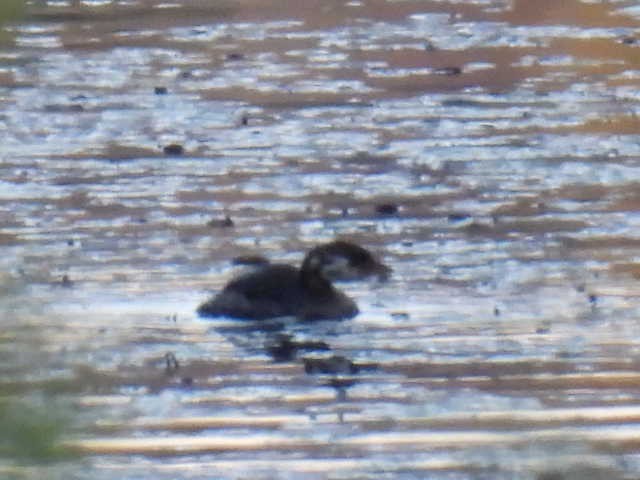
2, 0, 640, 478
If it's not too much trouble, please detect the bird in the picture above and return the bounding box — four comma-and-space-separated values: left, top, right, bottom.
197, 245, 359, 321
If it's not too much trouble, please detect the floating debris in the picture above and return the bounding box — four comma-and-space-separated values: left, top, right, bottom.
435, 66, 462, 76
164, 352, 179, 375
207, 215, 234, 228
163, 144, 184, 156
375, 203, 399, 215
225, 52, 244, 61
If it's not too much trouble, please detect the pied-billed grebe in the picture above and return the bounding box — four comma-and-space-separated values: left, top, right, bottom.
311, 240, 391, 282
197, 246, 359, 321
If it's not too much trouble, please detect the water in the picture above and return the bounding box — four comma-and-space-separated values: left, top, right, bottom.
2, 0, 640, 478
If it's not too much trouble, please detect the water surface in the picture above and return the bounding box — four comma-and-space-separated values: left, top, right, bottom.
2, 0, 640, 478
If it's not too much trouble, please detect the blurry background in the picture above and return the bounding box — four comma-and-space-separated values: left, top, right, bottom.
1, 0, 640, 479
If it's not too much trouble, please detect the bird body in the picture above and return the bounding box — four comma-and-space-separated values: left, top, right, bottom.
197, 250, 358, 321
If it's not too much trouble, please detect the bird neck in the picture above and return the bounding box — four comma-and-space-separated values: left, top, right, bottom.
299, 257, 333, 294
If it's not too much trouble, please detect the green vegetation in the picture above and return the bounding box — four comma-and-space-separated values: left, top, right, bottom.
0, 398, 76, 463
0, 0, 24, 45
0, 0, 24, 24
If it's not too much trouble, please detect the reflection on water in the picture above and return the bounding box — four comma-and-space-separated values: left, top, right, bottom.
2, 0, 640, 478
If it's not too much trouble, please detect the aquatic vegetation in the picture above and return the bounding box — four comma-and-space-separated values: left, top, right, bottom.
0, 398, 76, 463
0, 0, 23, 25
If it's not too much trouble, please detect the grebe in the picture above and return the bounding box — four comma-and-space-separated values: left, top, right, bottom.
197, 246, 359, 321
